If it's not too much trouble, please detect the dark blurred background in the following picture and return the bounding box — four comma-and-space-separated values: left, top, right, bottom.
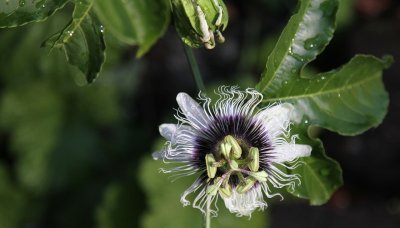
0, 0, 399, 227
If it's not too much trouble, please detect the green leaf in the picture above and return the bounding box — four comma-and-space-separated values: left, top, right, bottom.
263, 55, 392, 135
257, 0, 338, 93
44, 0, 105, 83
0, 163, 27, 228
93, 0, 170, 57
0, 84, 63, 193
139, 155, 268, 228
288, 125, 343, 205
0, 0, 68, 28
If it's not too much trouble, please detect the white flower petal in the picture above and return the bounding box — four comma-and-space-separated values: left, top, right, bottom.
177, 93, 210, 129
270, 144, 312, 163
152, 151, 164, 160
256, 103, 294, 137
223, 186, 266, 217
159, 124, 177, 141
159, 123, 196, 145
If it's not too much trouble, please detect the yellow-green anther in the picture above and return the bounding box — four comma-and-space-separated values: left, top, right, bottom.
224, 135, 242, 159
219, 183, 232, 198
205, 153, 217, 178
230, 160, 238, 170
248, 147, 260, 172
220, 142, 232, 160
251, 171, 268, 182
206, 184, 219, 196
212, 159, 225, 168
236, 178, 255, 194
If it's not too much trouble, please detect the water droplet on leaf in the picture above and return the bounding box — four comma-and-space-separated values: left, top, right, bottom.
304, 36, 321, 50
19, 0, 25, 7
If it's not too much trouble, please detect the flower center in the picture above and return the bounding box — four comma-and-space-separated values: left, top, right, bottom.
205, 135, 268, 198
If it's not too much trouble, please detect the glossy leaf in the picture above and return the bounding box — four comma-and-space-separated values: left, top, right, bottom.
255, 0, 392, 206
0, 0, 68, 28
288, 125, 343, 205
93, 0, 170, 57
263, 55, 392, 135
44, 0, 105, 83
257, 0, 338, 93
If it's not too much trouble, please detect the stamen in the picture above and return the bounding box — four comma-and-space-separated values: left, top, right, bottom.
219, 183, 232, 198
248, 147, 259, 172
236, 178, 256, 194
224, 135, 242, 159
205, 153, 217, 178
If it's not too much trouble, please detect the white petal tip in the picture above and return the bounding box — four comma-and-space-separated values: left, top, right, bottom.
302, 145, 312, 157
176, 92, 190, 103
152, 151, 164, 160
159, 123, 177, 140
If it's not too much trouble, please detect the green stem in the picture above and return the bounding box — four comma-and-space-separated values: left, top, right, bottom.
183, 44, 206, 92
204, 195, 212, 228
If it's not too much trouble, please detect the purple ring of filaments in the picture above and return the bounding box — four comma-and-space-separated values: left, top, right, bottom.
192, 114, 274, 185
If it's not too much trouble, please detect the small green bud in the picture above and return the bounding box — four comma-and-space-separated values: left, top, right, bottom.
219, 183, 232, 198
171, 0, 229, 49
224, 135, 242, 159
251, 171, 268, 182
205, 153, 217, 178
236, 178, 255, 194
248, 147, 260, 172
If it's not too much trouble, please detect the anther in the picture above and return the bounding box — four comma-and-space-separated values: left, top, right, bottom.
248, 147, 260, 172
250, 171, 268, 182
224, 135, 242, 159
219, 183, 232, 198
205, 153, 217, 178
220, 142, 232, 160
236, 177, 256, 194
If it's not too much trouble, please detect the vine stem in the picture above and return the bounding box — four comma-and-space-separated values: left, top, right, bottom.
183, 43, 210, 227
204, 195, 212, 228
183, 44, 206, 92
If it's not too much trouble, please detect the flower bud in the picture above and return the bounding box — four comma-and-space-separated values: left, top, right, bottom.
171, 0, 229, 49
